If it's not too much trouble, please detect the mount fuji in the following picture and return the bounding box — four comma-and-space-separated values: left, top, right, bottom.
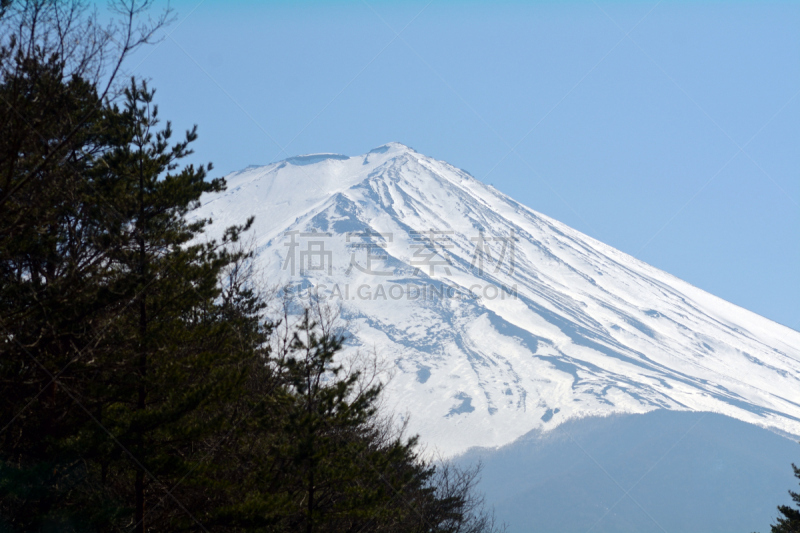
195, 142, 800, 455
194, 142, 800, 531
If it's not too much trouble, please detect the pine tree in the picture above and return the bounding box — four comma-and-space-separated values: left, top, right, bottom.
84, 78, 267, 532
1, 62, 505, 531
0, 8, 271, 529
0, 42, 270, 530
223, 306, 504, 533
0, 26, 138, 532
1, 5, 507, 532
280, 310, 389, 533
772, 463, 800, 533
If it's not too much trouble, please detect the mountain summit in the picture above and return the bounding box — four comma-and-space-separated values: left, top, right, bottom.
195, 143, 800, 455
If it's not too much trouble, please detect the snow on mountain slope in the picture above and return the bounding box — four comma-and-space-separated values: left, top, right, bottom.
194, 142, 800, 456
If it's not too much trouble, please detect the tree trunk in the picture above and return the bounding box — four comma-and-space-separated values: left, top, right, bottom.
135, 159, 147, 533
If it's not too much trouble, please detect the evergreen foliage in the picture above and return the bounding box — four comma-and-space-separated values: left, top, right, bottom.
771, 463, 800, 533
0, 2, 505, 532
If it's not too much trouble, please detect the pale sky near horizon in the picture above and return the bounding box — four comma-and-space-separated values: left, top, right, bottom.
122, 0, 799, 329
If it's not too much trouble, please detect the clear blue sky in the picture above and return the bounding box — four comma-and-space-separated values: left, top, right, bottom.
124, 0, 799, 329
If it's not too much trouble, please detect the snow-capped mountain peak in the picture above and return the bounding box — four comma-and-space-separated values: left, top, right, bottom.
195, 144, 800, 456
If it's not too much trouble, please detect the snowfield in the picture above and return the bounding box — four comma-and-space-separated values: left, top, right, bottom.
193, 142, 800, 456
